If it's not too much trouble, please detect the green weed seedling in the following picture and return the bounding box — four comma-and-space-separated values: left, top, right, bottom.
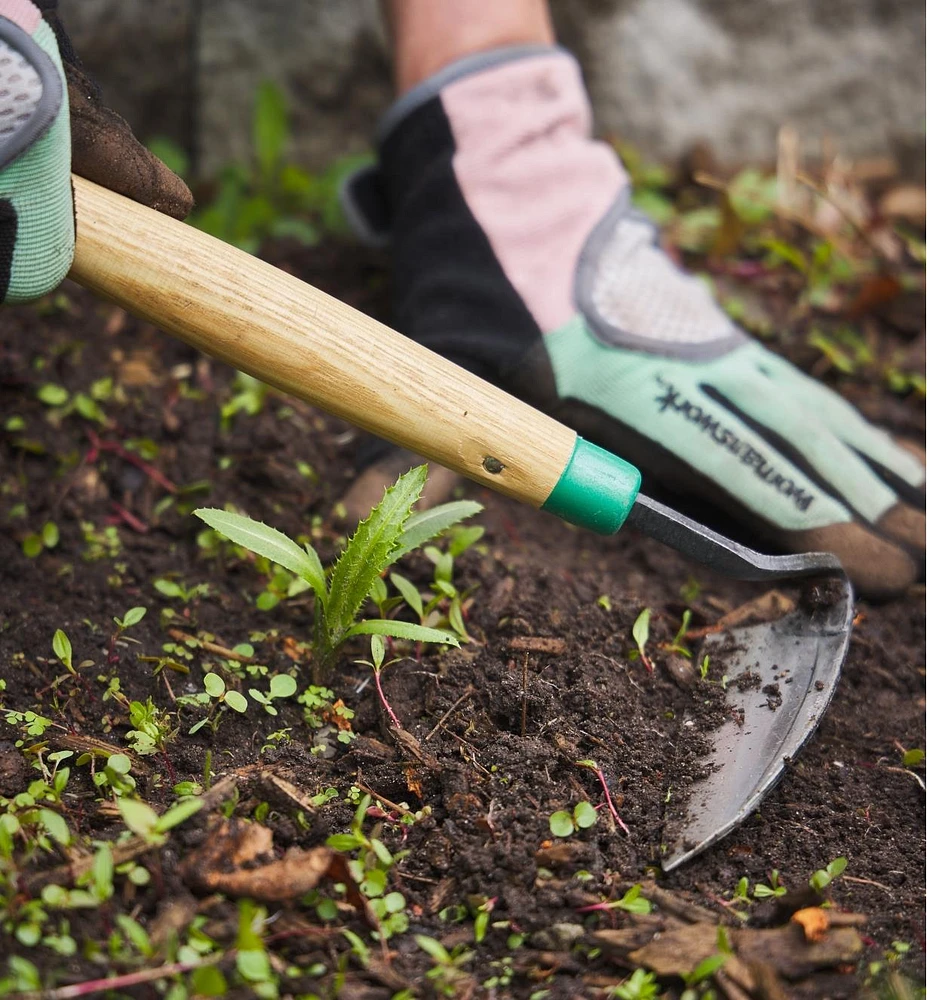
21, 520, 59, 559
153, 578, 210, 605
51, 628, 75, 676
629, 608, 654, 673
415, 935, 474, 998
809, 856, 847, 892
611, 968, 661, 1000
578, 883, 653, 917
195, 465, 481, 680
181, 672, 249, 735
248, 672, 298, 715
325, 794, 409, 940
125, 697, 176, 756
354, 634, 406, 729
753, 869, 787, 899
549, 801, 598, 838
117, 795, 202, 848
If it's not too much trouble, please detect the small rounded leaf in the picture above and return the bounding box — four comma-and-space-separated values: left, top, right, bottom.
203, 673, 226, 698
573, 801, 598, 829
107, 754, 132, 775
224, 690, 248, 713
268, 673, 297, 699
549, 810, 575, 838
121, 607, 147, 627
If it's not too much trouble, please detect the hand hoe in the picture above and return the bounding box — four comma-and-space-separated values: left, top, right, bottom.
68, 177, 854, 869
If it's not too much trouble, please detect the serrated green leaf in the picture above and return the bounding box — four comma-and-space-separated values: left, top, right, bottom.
344, 619, 459, 648
326, 466, 426, 642
389, 572, 424, 619
194, 508, 326, 603
393, 500, 483, 561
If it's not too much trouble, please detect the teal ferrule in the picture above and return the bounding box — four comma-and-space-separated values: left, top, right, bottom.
541, 437, 641, 535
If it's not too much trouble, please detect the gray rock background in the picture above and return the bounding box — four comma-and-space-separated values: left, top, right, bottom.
64, 0, 925, 175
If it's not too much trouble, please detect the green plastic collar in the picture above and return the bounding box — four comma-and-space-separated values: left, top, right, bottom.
542, 437, 641, 535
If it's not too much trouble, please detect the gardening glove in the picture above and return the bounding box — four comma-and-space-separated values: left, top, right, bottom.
341, 46, 925, 599
0, 0, 191, 303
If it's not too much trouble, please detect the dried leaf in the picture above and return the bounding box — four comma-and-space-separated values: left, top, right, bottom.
181, 820, 354, 904
507, 636, 566, 654
792, 907, 830, 942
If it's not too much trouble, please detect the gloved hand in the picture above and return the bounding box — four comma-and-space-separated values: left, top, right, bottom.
0, 0, 191, 303
343, 46, 925, 598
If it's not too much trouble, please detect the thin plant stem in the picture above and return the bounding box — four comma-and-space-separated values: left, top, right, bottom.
18, 953, 223, 999
373, 668, 402, 730
596, 767, 630, 836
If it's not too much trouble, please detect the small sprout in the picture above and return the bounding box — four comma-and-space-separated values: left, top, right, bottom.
248, 672, 298, 715
549, 801, 598, 838
753, 870, 787, 899
578, 883, 652, 916
699, 654, 710, 680
612, 968, 660, 1000
52, 629, 74, 675
113, 606, 147, 631
902, 748, 924, 768
597, 594, 612, 611
630, 608, 654, 672
809, 856, 847, 892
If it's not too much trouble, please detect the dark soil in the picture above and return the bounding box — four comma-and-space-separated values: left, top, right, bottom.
0, 240, 923, 999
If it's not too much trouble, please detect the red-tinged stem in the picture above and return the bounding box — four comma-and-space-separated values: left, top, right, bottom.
108, 501, 149, 533
373, 668, 402, 730
85, 428, 178, 493
17, 954, 223, 999
596, 768, 630, 836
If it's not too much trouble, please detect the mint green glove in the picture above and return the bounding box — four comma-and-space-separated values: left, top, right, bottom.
0, 0, 72, 302
344, 45, 924, 597
1, 0, 193, 304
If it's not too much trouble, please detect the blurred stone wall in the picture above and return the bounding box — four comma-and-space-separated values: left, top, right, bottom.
64, 0, 925, 175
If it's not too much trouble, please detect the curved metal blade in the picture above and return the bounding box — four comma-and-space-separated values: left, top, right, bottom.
661, 573, 854, 872
626, 494, 842, 580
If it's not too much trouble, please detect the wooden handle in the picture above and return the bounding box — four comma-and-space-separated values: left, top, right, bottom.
68, 176, 577, 508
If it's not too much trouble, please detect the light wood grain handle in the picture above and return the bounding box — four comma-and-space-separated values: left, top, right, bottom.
68, 176, 578, 509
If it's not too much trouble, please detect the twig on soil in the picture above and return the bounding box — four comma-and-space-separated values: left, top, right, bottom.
85, 428, 178, 493
423, 686, 476, 742
355, 781, 411, 817
881, 764, 926, 791
842, 875, 894, 894
16, 953, 225, 999
167, 628, 255, 663
521, 654, 529, 737
645, 882, 718, 923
